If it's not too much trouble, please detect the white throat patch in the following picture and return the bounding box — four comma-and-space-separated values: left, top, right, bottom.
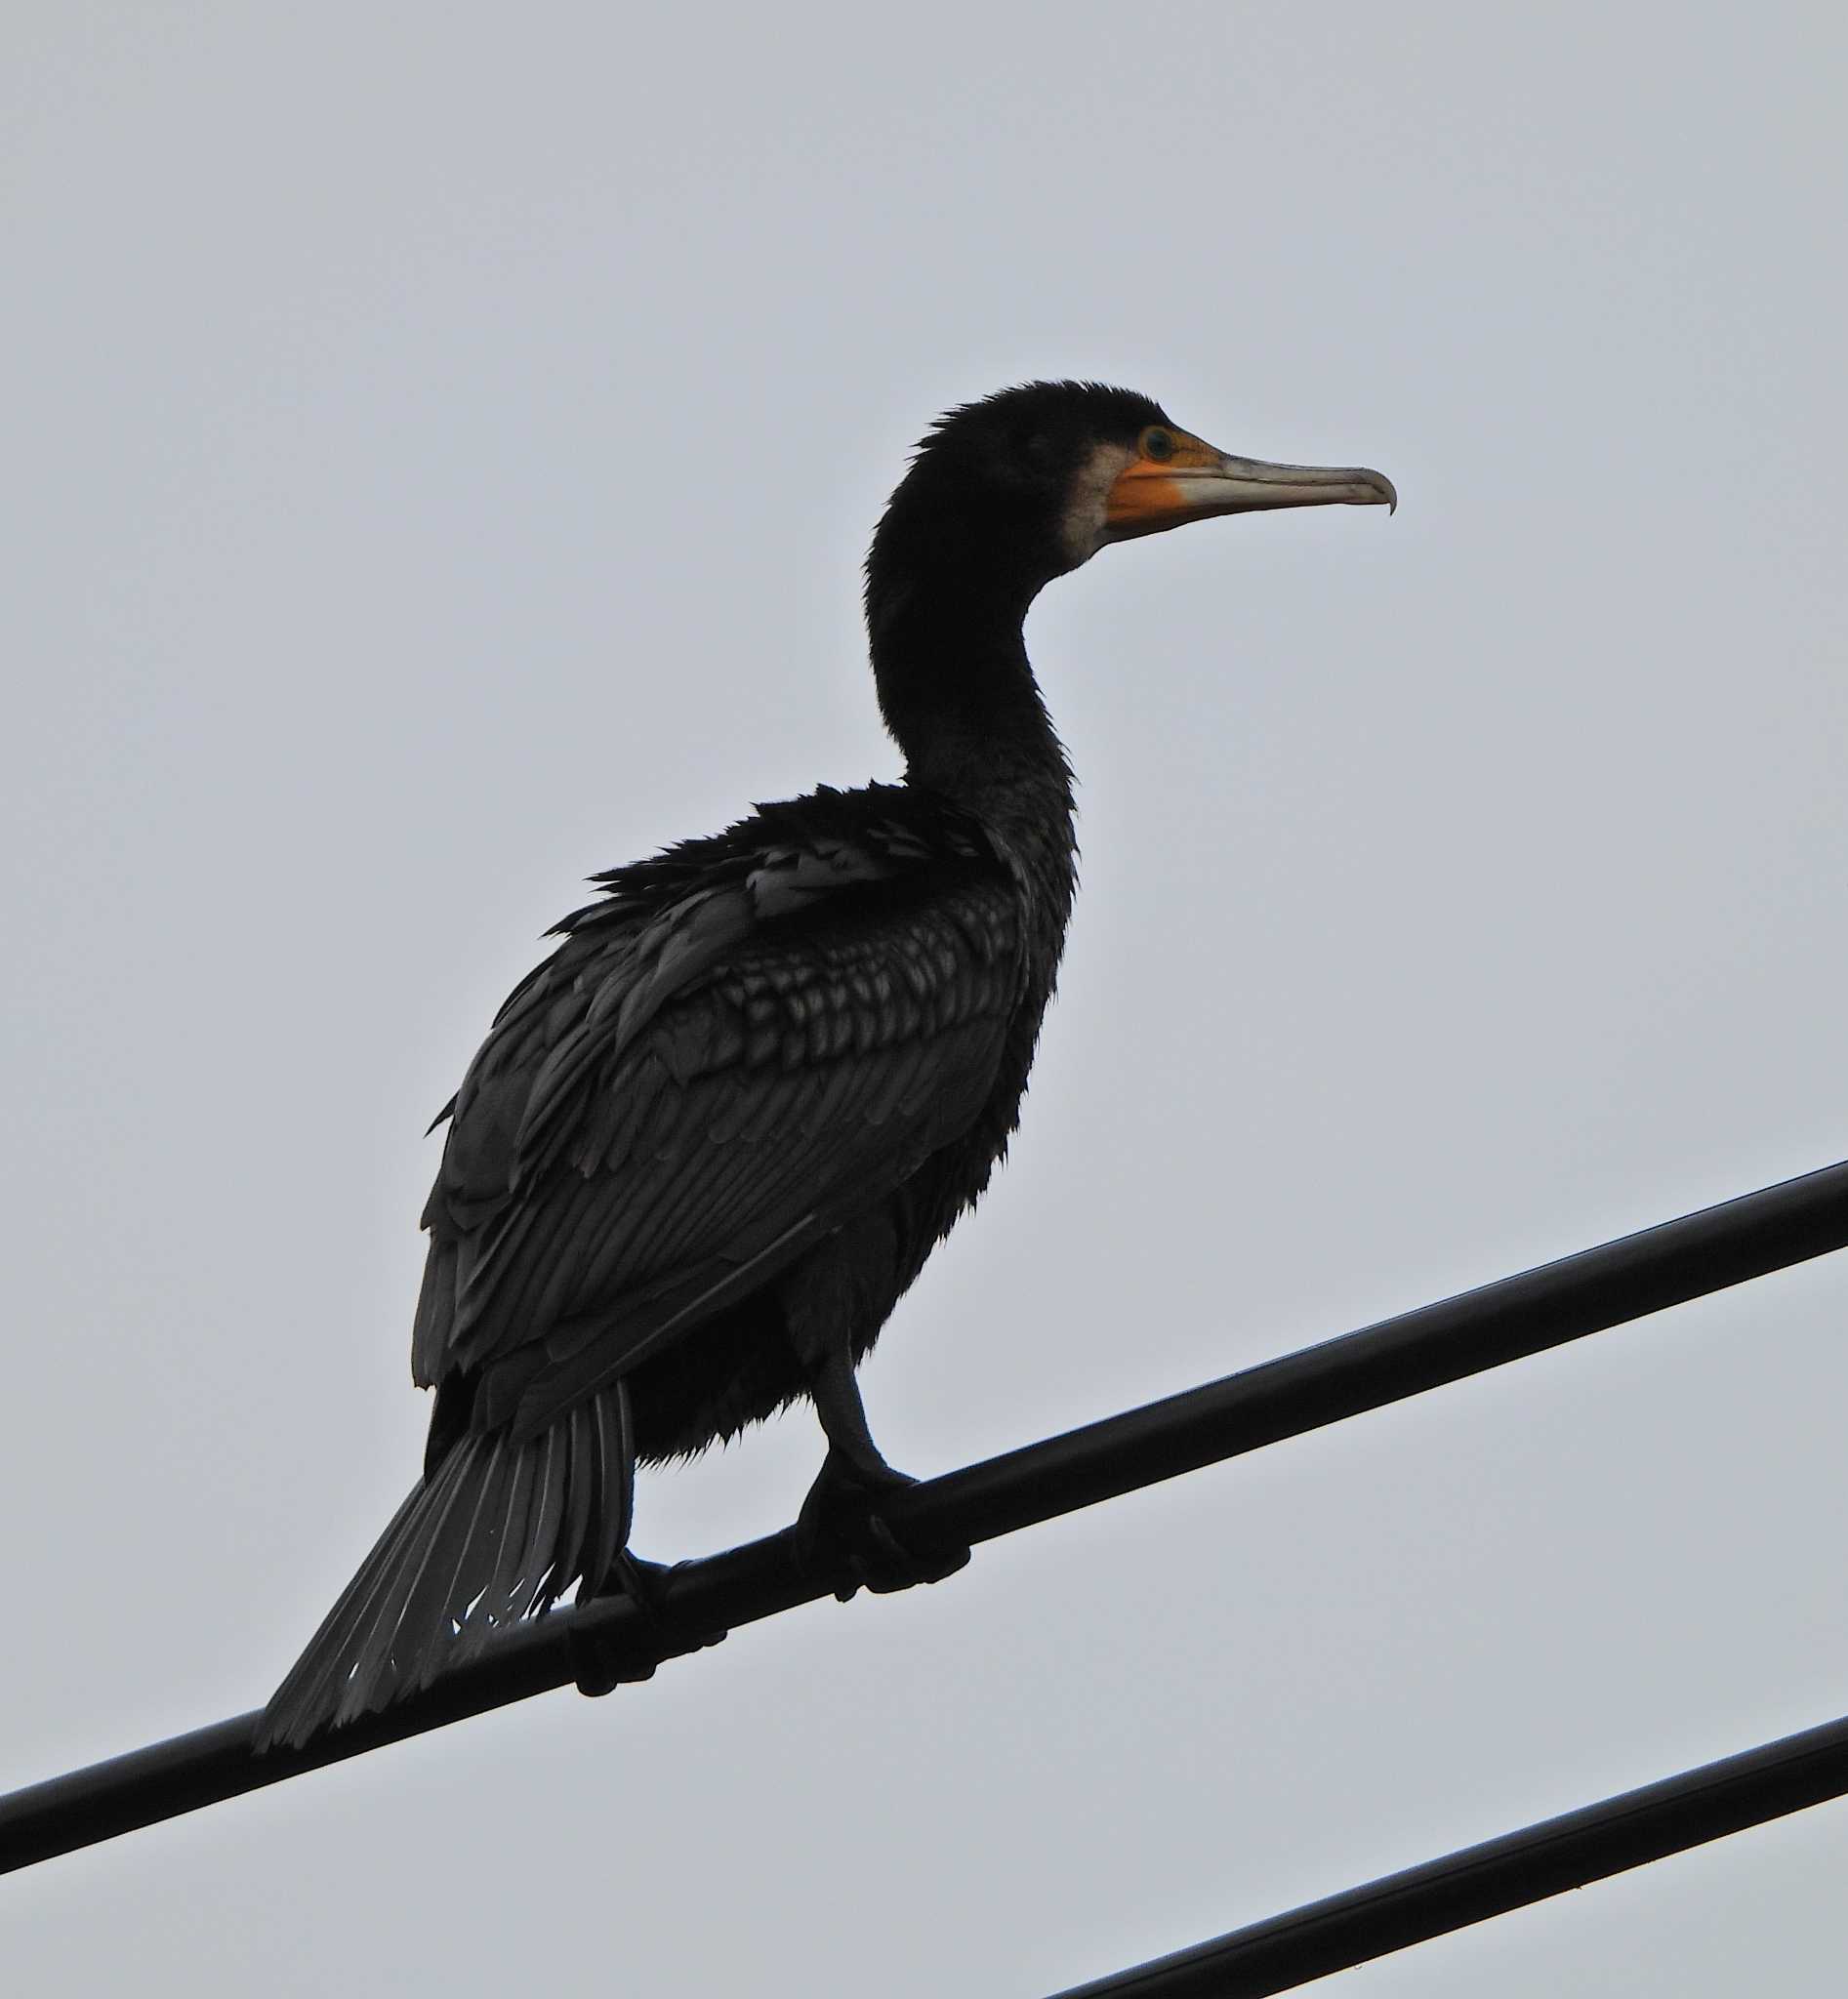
1058, 440, 1138, 569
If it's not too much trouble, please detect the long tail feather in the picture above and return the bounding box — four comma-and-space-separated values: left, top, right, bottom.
258, 1382, 635, 1752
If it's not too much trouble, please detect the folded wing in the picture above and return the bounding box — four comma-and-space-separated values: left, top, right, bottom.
412, 801, 1027, 1441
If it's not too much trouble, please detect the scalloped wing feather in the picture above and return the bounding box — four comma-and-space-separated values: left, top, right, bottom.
411, 792, 1024, 1413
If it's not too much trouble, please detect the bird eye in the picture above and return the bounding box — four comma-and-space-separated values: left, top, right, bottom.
1140, 427, 1176, 462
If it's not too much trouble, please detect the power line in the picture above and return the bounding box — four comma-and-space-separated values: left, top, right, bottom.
3, 1156, 1844, 1879
1046, 1711, 1848, 1997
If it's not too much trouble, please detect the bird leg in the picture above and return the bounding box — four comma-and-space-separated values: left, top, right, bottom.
570, 1408, 728, 1696
570, 1553, 664, 1694
796, 1344, 970, 1603
571, 1553, 730, 1696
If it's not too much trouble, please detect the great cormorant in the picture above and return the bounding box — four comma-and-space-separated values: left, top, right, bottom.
260, 381, 1393, 1748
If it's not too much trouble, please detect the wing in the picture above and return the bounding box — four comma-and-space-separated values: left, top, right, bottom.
412, 819, 1025, 1439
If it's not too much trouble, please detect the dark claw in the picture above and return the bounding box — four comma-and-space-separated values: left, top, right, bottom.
796, 1450, 971, 1603
569, 1555, 727, 1697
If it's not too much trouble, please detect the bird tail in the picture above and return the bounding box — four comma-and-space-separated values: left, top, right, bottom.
257, 1382, 635, 1752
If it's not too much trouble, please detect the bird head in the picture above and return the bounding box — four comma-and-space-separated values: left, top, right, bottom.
868, 380, 1394, 628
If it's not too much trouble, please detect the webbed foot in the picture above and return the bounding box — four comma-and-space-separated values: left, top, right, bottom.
795, 1449, 970, 1604
569, 1554, 727, 1696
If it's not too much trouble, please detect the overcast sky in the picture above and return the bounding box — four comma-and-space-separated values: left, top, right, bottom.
5, 5, 1847, 1993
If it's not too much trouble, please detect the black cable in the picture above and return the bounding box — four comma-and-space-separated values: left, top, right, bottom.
1045, 1711, 1848, 1996
4, 1155, 1844, 1876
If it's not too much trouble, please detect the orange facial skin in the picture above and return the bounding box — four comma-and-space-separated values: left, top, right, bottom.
1103, 430, 1226, 539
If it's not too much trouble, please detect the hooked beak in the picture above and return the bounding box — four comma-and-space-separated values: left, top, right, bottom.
1103, 440, 1396, 544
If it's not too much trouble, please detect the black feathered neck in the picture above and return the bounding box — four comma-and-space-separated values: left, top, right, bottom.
863, 381, 1163, 816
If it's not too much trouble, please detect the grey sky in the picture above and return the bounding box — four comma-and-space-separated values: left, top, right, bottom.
5, 4, 1846, 1992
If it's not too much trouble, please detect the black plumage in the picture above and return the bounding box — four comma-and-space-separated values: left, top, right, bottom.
261, 382, 1392, 1748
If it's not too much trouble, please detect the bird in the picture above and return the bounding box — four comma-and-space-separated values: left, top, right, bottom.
259, 380, 1394, 1749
